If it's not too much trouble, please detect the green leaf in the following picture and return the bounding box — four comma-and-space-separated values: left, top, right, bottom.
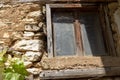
0, 49, 7, 58
4, 68, 13, 73
4, 72, 24, 80
11, 60, 28, 76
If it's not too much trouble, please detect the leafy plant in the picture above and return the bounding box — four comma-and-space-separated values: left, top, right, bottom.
0, 49, 7, 80
4, 58, 28, 80
0, 49, 28, 80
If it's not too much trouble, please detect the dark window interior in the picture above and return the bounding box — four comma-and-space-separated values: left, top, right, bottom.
52, 8, 107, 56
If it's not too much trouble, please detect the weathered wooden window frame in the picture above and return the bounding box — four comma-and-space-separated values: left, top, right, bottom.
41, 3, 120, 79
46, 3, 116, 58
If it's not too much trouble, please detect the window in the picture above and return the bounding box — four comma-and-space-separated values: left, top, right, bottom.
46, 4, 116, 57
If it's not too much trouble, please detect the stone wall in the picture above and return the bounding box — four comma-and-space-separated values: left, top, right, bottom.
0, 1, 120, 80
0, 3, 47, 79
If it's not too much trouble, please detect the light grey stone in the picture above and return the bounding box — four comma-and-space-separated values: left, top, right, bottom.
23, 31, 35, 37
26, 68, 42, 75
12, 40, 43, 51
0, 21, 7, 27
21, 18, 36, 23
38, 22, 44, 28
24, 51, 42, 62
12, 51, 23, 57
27, 10, 42, 18
25, 24, 40, 31
0, 4, 3, 8
24, 62, 33, 68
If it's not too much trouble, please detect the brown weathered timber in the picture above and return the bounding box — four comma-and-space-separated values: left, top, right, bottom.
74, 20, 83, 56
1, 0, 117, 3
40, 67, 120, 79
46, 4, 54, 58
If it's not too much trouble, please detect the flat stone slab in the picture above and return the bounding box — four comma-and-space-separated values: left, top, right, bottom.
12, 40, 43, 51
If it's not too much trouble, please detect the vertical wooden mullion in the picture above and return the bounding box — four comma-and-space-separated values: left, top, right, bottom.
74, 12, 83, 56
102, 4, 116, 56
99, 5, 110, 55
46, 4, 54, 58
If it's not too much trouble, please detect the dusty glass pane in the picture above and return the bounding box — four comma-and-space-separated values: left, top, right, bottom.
79, 12, 106, 56
53, 12, 76, 56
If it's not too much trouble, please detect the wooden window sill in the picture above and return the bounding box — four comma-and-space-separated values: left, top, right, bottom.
40, 56, 120, 79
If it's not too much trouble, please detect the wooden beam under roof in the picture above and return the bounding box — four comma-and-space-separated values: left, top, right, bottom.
10, 0, 117, 3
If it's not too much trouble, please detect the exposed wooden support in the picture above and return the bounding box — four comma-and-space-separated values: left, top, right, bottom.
39, 0, 117, 2
2, 0, 117, 3
40, 67, 120, 79
46, 4, 54, 58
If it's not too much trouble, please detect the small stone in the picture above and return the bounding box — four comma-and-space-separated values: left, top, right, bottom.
22, 18, 36, 23
25, 24, 40, 31
24, 62, 33, 68
0, 41, 4, 44
0, 4, 3, 8
33, 62, 42, 68
24, 51, 42, 62
12, 51, 23, 57
3, 32, 10, 38
27, 10, 42, 18
0, 21, 7, 27
38, 22, 44, 28
12, 40, 43, 51
26, 68, 42, 75
23, 31, 35, 37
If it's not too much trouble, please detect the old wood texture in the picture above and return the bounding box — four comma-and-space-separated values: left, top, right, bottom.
74, 20, 83, 56
103, 5, 116, 56
46, 4, 54, 58
40, 67, 120, 79
10, 0, 117, 3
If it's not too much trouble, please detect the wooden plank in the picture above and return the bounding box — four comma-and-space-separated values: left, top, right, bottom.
40, 67, 120, 79
40, 0, 117, 2
48, 4, 99, 8
103, 5, 116, 56
41, 56, 120, 70
99, 5, 110, 56
2, 0, 116, 3
74, 20, 83, 56
46, 4, 54, 58
25, 0, 117, 3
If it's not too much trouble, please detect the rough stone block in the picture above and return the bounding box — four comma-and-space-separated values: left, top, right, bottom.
26, 68, 42, 75
27, 10, 42, 18
12, 40, 43, 51
23, 31, 35, 37
24, 62, 33, 68
25, 24, 40, 31
3, 32, 10, 38
24, 51, 42, 62
0, 21, 7, 27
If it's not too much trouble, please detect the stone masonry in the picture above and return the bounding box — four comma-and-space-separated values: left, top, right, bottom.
0, 3, 46, 79
0, 0, 120, 80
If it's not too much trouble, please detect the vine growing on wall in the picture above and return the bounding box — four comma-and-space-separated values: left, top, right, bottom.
0, 48, 28, 80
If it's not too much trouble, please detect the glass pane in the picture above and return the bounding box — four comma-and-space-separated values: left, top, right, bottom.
53, 12, 76, 56
79, 12, 106, 56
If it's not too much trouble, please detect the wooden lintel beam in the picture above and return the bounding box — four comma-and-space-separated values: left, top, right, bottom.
40, 67, 120, 79
3, 0, 117, 3
40, 0, 117, 3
